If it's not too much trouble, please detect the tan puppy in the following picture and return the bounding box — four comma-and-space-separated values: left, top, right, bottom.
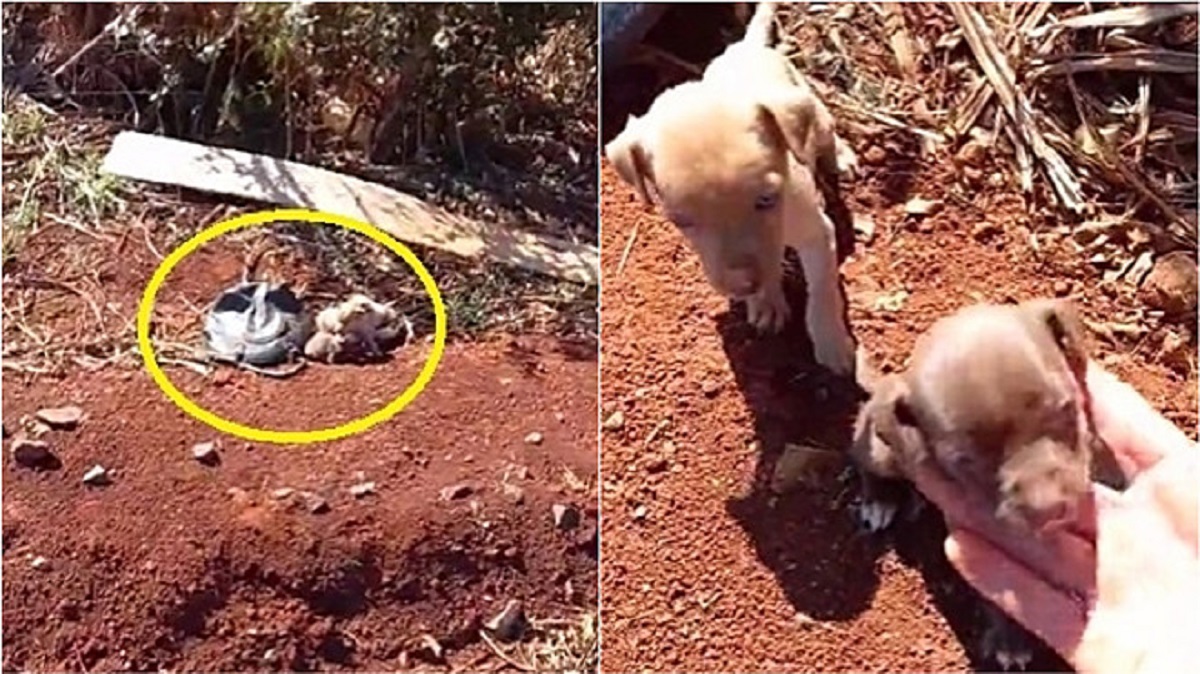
605, 1, 858, 374
850, 298, 1126, 534
314, 293, 399, 358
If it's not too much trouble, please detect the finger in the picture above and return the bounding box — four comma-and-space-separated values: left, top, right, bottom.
1086, 362, 1195, 475
946, 531, 1088, 663
912, 463, 1098, 593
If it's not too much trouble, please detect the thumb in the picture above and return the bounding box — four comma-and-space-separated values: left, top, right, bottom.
946, 530, 1087, 661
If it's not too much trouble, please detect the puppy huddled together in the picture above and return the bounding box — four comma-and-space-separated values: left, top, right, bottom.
605, 2, 1127, 669
303, 293, 413, 364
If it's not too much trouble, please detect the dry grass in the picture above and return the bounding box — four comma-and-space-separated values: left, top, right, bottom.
777, 1, 1195, 283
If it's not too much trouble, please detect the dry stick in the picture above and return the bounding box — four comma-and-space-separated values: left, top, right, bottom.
616, 222, 639, 275
1028, 49, 1198, 78
951, 3, 1084, 213
478, 631, 534, 672
881, 2, 918, 82
1059, 77, 1195, 245
952, 1, 1051, 137
1031, 2, 1197, 35
50, 6, 141, 79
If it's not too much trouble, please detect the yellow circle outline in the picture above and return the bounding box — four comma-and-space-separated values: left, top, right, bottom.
136, 208, 446, 445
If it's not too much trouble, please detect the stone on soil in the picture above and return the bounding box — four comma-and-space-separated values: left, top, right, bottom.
34, 405, 84, 430
11, 436, 58, 470
502, 482, 526, 504
484, 599, 528, 642
299, 491, 330, 514
602, 410, 625, 431
552, 503, 580, 530
82, 464, 109, 485
30, 556, 49, 570
349, 481, 376, 498
191, 441, 219, 465
439, 482, 474, 501
1141, 252, 1197, 317
524, 431, 544, 445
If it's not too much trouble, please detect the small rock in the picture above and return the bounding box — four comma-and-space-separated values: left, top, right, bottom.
34, 405, 83, 430
30, 555, 49, 570
227, 487, 253, 506
415, 634, 444, 663
904, 196, 942, 217
271, 487, 295, 500
11, 436, 59, 470
552, 503, 580, 530
863, 145, 887, 165
645, 457, 669, 474
439, 482, 474, 501
502, 482, 526, 505
1160, 330, 1192, 372
484, 599, 527, 642
852, 213, 876, 242
349, 481, 376, 498
82, 465, 109, 486
212, 369, 233, 387
1140, 252, 1197, 318
972, 220, 1002, 242
633, 505, 648, 521
191, 441, 219, 465
1053, 280, 1072, 297
602, 410, 625, 431
771, 443, 841, 494
524, 431, 544, 446
299, 492, 330, 514
701, 380, 722, 398
956, 139, 988, 166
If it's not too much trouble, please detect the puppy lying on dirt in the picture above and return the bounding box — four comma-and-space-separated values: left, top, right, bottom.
849, 298, 1127, 669
304, 293, 412, 363
604, 1, 858, 374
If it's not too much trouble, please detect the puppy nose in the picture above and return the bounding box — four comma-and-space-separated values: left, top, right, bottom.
1031, 501, 1073, 531
726, 267, 760, 296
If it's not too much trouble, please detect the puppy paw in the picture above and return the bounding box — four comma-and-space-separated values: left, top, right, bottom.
812, 328, 856, 376
834, 139, 859, 179
853, 497, 898, 533
745, 290, 790, 333
981, 606, 1035, 672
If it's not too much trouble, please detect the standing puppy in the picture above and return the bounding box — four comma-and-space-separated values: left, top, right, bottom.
605, 1, 858, 374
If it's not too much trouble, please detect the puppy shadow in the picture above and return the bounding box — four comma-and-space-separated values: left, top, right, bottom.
719, 271, 883, 621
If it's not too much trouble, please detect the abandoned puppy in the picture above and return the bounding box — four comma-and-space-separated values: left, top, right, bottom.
305, 293, 411, 363
849, 298, 1126, 670
850, 297, 1124, 534
604, 1, 858, 374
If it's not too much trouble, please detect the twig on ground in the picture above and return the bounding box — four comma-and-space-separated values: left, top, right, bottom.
616, 222, 639, 275
479, 631, 534, 672
951, 3, 1084, 213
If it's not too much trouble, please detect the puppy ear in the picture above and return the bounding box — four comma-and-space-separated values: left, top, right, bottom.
756, 88, 834, 173
604, 116, 655, 205
1024, 298, 1088, 380
870, 375, 927, 464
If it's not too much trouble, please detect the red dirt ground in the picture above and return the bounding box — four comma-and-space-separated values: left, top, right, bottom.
3, 222, 598, 671
598, 139, 1196, 671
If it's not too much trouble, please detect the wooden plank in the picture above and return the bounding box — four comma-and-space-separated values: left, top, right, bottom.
100, 131, 599, 284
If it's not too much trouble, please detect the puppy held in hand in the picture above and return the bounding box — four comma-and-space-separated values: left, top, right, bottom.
850, 298, 1125, 535
604, 1, 857, 374
850, 298, 1125, 671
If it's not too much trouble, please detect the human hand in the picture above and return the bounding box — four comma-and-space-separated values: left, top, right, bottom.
909, 362, 1199, 674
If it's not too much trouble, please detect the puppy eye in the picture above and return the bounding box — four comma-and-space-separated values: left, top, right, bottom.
755, 193, 778, 211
